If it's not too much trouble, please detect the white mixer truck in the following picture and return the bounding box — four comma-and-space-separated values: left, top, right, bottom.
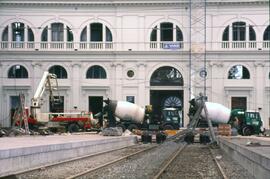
99, 99, 181, 132
189, 97, 263, 136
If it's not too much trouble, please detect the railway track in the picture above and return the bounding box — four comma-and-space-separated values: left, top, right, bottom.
154, 143, 228, 179
7, 144, 157, 179
5, 131, 234, 179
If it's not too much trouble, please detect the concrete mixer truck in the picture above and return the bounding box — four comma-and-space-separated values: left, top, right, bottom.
188, 97, 263, 136
98, 99, 181, 132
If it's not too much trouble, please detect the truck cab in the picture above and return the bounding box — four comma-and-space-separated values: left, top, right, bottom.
161, 107, 182, 130
230, 109, 263, 136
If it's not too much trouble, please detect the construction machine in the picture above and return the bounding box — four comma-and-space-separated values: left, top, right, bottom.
16, 71, 98, 133
100, 99, 181, 132
188, 95, 264, 136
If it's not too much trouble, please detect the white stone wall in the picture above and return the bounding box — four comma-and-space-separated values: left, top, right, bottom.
0, 0, 269, 128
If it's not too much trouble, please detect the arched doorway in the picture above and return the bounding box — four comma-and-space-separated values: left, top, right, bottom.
150, 66, 184, 127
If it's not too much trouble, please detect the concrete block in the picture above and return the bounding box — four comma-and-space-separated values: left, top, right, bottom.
0, 135, 137, 177
218, 137, 270, 179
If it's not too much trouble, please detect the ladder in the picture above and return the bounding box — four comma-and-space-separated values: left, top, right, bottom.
20, 93, 30, 134
12, 93, 30, 134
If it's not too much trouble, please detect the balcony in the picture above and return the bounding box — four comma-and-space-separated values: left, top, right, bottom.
0, 41, 269, 52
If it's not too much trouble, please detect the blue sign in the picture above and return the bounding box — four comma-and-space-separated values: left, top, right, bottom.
163, 43, 181, 49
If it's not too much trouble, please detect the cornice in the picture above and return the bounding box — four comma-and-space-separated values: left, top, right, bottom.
0, 0, 267, 7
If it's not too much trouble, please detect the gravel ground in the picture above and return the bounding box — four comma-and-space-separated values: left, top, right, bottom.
16, 144, 153, 179
210, 146, 255, 179
81, 141, 183, 179
160, 143, 255, 179
16, 141, 256, 179
160, 143, 223, 179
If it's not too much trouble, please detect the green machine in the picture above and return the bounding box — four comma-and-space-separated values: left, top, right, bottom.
229, 109, 263, 136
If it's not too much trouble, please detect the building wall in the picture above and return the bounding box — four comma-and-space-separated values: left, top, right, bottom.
0, 0, 269, 128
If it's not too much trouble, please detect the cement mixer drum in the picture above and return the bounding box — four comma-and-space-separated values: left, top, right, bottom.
201, 102, 231, 124
114, 101, 145, 124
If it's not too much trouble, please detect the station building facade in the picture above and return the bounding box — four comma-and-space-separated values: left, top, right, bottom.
0, 0, 269, 128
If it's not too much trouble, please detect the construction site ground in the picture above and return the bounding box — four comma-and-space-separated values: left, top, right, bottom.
0, 133, 137, 177
0, 132, 269, 178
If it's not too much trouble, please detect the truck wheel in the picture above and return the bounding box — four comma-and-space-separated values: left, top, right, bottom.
128, 124, 138, 132
67, 123, 80, 133
163, 125, 174, 130
242, 126, 253, 136
116, 124, 126, 132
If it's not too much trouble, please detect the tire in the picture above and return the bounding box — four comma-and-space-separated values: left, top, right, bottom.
67, 123, 80, 133
128, 124, 138, 132
116, 124, 126, 132
163, 124, 174, 130
242, 126, 253, 136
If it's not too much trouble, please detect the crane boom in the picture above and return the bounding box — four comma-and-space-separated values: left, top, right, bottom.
31, 71, 58, 120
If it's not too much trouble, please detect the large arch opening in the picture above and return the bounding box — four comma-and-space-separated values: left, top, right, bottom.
150, 66, 184, 128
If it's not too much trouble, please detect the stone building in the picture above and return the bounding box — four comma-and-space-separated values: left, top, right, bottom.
0, 0, 269, 128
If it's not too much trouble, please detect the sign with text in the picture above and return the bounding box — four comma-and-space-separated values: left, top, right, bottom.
163, 43, 181, 49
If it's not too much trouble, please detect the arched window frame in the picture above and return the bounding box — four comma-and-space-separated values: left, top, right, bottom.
150, 22, 183, 42
1, 22, 34, 42
228, 65, 250, 79
263, 25, 270, 41
150, 66, 183, 86
86, 65, 107, 79
48, 65, 68, 79
222, 21, 256, 42
80, 23, 113, 42
41, 22, 73, 42
8, 65, 28, 78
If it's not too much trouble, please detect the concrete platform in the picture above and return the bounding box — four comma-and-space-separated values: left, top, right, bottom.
218, 136, 270, 179
0, 133, 138, 177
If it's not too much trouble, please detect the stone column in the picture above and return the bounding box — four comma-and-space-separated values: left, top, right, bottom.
0, 62, 3, 127
24, 25, 28, 48
31, 62, 43, 94
102, 24, 106, 49
229, 24, 232, 47
157, 23, 161, 49
63, 24, 67, 49
209, 62, 224, 104
48, 24, 51, 48
137, 62, 146, 106
115, 63, 124, 100
71, 63, 81, 109
254, 62, 267, 128
86, 24, 90, 49
8, 24, 12, 48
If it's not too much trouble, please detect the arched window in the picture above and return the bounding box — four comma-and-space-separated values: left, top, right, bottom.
150, 22, 183, 42
8, 65, 28, 78
150, 66, 183, 86
80, 23, 113, 42
49, 65, 67, 79
150, 22, 183, 49
86, 65, 107, 79
263, 25, 270, 41
41, 23, 73, 42
222, 21, 256, 42
1, 22, 34, 42
228, 65, 250, 79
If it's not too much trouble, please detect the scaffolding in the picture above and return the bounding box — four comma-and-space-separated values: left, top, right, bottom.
189, 0, 207, 99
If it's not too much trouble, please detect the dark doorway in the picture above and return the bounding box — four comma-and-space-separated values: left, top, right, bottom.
49, 96, 64, 113
89, 96, 103, 115
231, 97, 247, 110
150, 90, 183, 127
10, 96, 20, 126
